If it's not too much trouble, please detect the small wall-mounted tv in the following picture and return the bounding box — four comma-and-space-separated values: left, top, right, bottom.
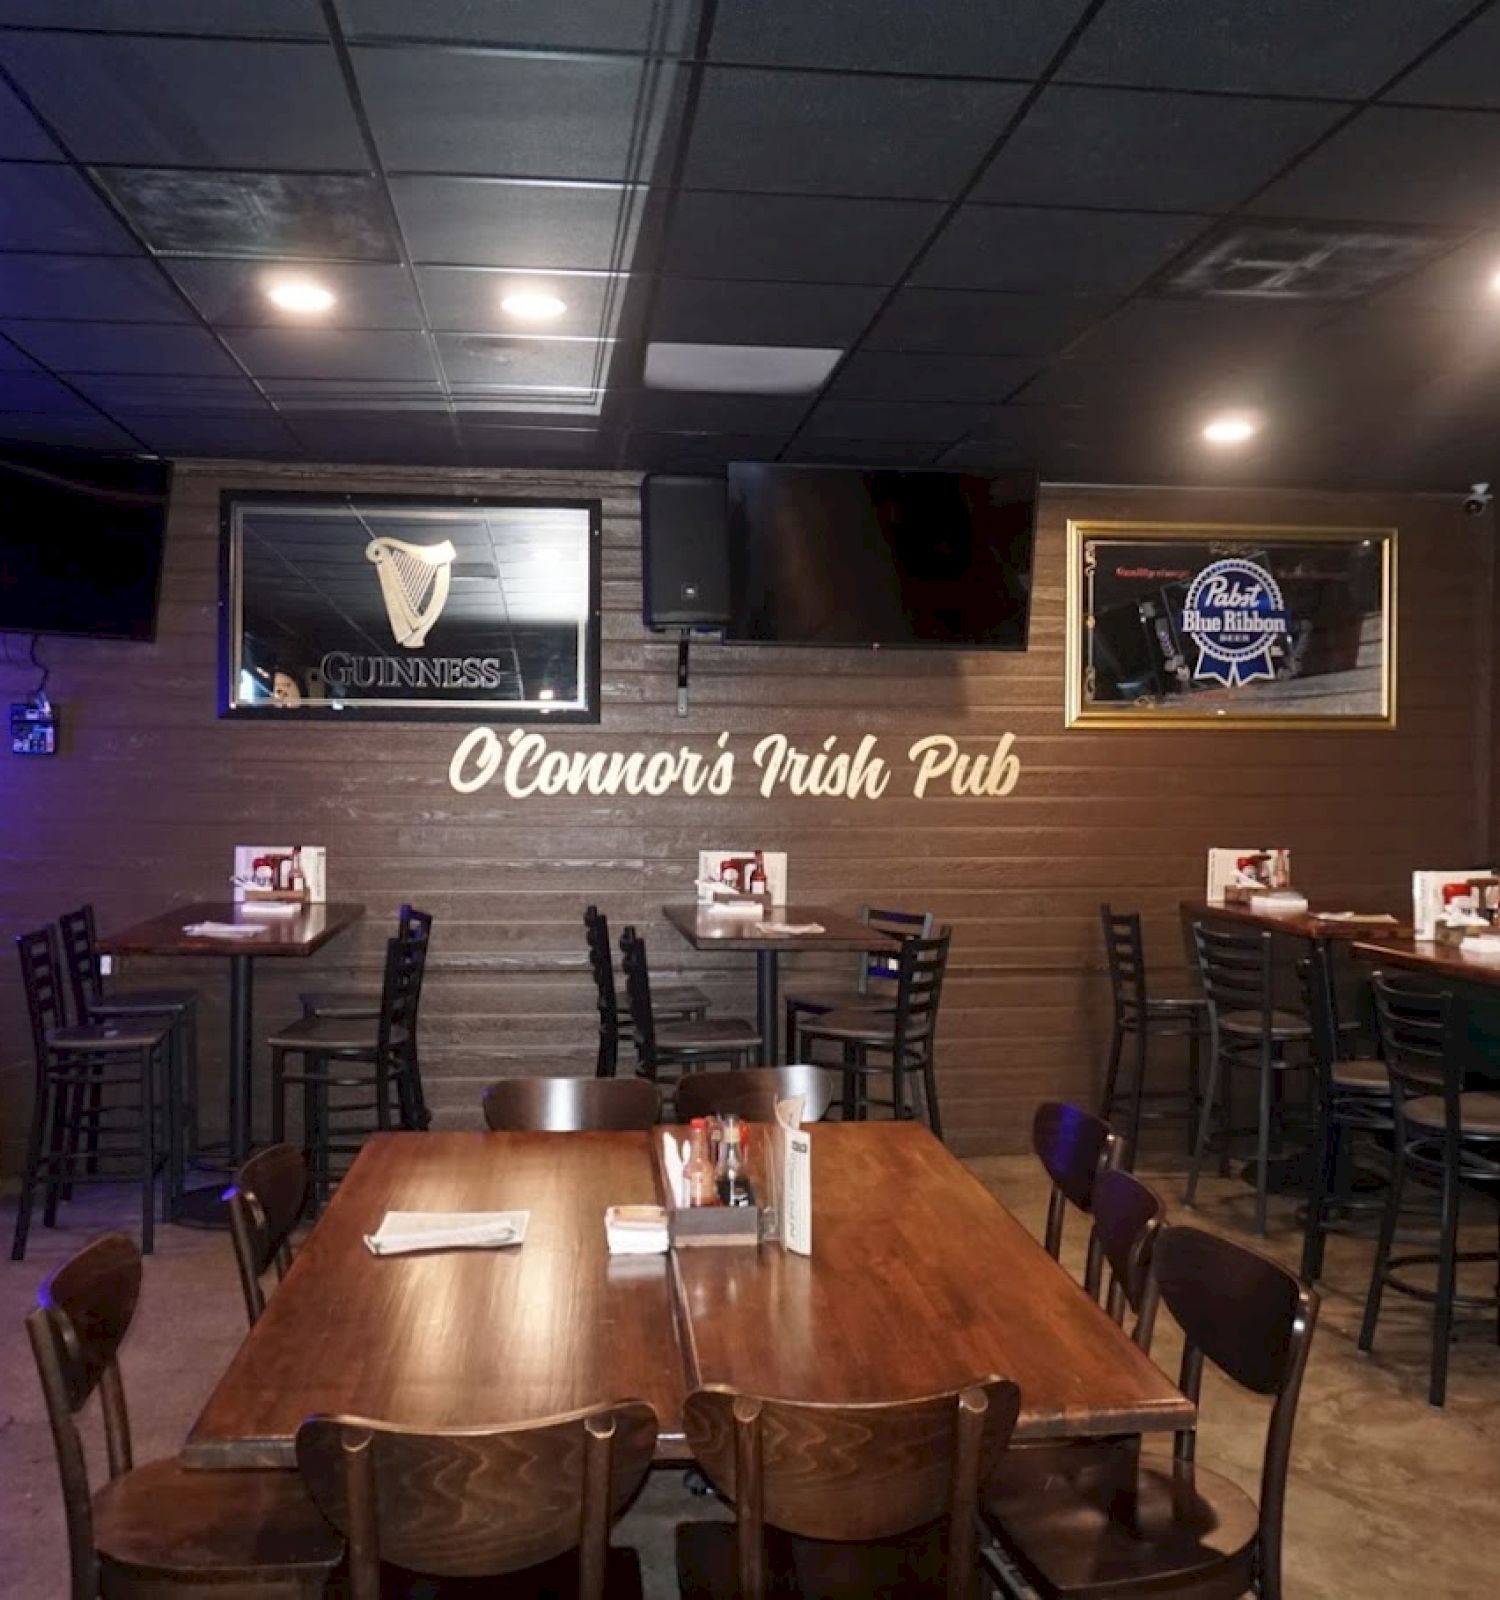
725, 463, 1036, 649
0, 448, 171, 641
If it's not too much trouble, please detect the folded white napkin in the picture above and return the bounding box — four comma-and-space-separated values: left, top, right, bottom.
605, 1204, 669, 1257
182, 921, 265, 939
364, 1210, 529, 1256
759, 921, 825, 937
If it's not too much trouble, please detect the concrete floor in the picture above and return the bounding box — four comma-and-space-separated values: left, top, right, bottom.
1, 1145, 1497, 1600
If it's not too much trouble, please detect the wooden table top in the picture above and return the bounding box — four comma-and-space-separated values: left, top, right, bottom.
1352, 936, 1500, 988
183, 1131, 685, 1468
673, 1121, 1194, 1443
1182, 898, 1408, 943
662, 902, 897, 952
99, 900, 365, 959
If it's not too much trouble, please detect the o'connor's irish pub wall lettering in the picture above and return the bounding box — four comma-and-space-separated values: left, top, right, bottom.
449, 728, 1022, 801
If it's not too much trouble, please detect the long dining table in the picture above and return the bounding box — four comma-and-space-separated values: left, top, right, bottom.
183, 1121, 1193, 1470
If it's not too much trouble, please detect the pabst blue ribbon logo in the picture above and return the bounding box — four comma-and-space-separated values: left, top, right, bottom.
1180, 557, 1288, 688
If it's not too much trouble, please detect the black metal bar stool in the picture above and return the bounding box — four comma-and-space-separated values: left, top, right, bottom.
586, 904, 710, 1076
618, 926, 759, 1086
1359, 972, 1500, 1407
11, 928, 175, 1260
1096, 906, 1209, 1168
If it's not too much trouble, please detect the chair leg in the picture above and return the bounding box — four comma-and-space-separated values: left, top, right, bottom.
42, 1070, 71, 1229
1125, 1025, 1147, 1171
1186, 1021, 1204, 1157
784, 1000, 798, 1064
140, 1046, 156, 1256
271, 1047, 287, 1145
1098, 1021, 1124, 1121
1184, 1027, 1222, 1210
920, 1052, 943, 1141
162, 1040, 184, 1223
1301, 1106, 1335, 1285
183, 1003, 200, 1158
840, 1042, 857, 1121
1254, 1045, 1273, 1235
1359, 1149, 1408, 1354
11, 1075, 52, 1260
1219, 1049, 1235, 1179
1431, 1159, 1461, 1408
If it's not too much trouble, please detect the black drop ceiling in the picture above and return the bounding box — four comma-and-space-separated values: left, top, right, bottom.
0, 0, 1497, 489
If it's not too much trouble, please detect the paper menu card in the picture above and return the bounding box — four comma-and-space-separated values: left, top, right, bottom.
1412, 869, 1495, 941
769, 1095, 811, 1256
1206, 847, 1292, 903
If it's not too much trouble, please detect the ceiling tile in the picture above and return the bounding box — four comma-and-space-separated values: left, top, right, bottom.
0, 76, 57, 159
0, 412, 141, 449
418, 266, 628, 336
336, 0, 681, 51
626, 431, 786, 470
94, 170, 396, 260
627, 391, 808, 433
649, 277, 883, 346
260, 378, 448, 410
392, 177, 646, 269
0, 255, 192, 321
221, 327, 438, 382
165, 258, 422, 328
973, 86, 1342, 211
355, 47, 680, 181
708, 0, 1091, 77
0, 34, 365, 169
782, 435, 943, 466
1376, 230, 1500, 309
1066, 297, 1334, 367
67, 373, 268, 410
119, 409, 304, 457
437, 333, 610, 392
1060, 0, 1476, 97
683, 68, 1025, 199
863, 288, 1111, 355
0, 1, 324, 32
458, 422, 616, 466
662, 191, 941, 283
913, 205, 1206, 293
1011, 356, 1266, 410
0, 161, 136, 252
0, 369, 92, 413
1387, 6, 1500, 109
0, 336, 38, 370
1251, 106, 1500, 227
2, 320, 240, 375
282, 408, 463, 463
824, 350, 1037, 404
799, 398, 990, 441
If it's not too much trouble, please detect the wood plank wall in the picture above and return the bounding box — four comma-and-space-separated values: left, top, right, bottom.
0, 463, 1491, 1166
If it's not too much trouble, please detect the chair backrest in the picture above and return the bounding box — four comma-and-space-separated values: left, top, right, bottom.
17, 925, 70, 1062
296, 1403, 657, 1599
684, 1378, 1019, 1600
619, 926, 658, 1074
1090, 1167, 1165, 1350
583, 904, 619, 1027
1031, 1101, 1122, 1297
1192, 921, 1275, 1024
858, 905, 934, 995
481, 1074, 660, 1132
1295, 946, 1341, 1091
891, 928, 951, 1061
375, 927, 428, 1056
26, 1233, 142, 1600
1369, 971, 1469, 1153
1152, 1225, 1318, 1595
1099, 904, 1148, 1020
674, 1065, 837, 1125
57, 904, 103, 1020
226, 1144, 307, 1327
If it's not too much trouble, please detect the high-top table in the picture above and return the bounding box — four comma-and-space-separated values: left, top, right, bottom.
662, 902, 897, 1063
183, 1124, 1193, 1469
100, 899, 365, 1221
1352, 935, 1500, 987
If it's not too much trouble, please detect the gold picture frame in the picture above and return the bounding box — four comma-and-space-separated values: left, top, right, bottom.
1064, 520, 1397, 730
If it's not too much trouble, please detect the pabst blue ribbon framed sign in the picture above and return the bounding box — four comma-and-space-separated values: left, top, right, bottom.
220, 492, 602, 722
1065, 521, 1396, 729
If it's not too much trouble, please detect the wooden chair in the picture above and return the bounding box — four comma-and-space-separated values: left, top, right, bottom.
586, 904, 710, 1075
677, 1378, 1020, 1600
984, 1225, 1318, 1600
270, 930, 428, 1214
295, 1403, 658, 1600
620, 926, 761, 1083
1031, 1101, 1123, 1300
675, 1065, 838, 1124
797, 929, 951, 1138
1359, 972, 1500, 1407
783, 904, 933, 1061
227, 1144, 307, 1327
297, 904, 435, 1129
1097, 906, 1208, 1166
482, 1074, 661, 1132
1091, 1166, 1165, 1349
27, 1233, 342, 1600
11, 927, 175, 1261
58, 902, 201, 1168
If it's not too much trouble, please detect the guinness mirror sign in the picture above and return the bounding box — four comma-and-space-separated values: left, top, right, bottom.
220, 492, 601, 721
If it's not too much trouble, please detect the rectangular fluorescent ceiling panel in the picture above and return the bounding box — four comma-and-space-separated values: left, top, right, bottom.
644, 341, 842, 394
1170, 222, 1457, 301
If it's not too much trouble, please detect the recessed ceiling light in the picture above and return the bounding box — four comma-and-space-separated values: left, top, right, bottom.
1489, 267, 1500, 293
501, 291, 567, 322
264, 276, 336, 314
1202, 412, 1259, 445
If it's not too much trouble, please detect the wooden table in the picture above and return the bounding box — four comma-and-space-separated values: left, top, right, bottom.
662, 903, 896, 1064
1352, 936, 1500, 987
100, 900, 365, 1215
1181, 898, 1407, 944
185, 1124, 1192, 1469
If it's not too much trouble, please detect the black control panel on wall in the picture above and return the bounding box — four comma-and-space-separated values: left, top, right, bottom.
641, 473, 731, 630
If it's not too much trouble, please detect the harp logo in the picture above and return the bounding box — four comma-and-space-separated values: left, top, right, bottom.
365, 537, 457, 648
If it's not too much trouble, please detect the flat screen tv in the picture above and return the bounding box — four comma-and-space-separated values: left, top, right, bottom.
725, 463, 1036, 648
0, 449, 171, 641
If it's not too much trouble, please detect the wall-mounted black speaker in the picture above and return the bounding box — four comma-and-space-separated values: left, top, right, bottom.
641, 473, 730, 629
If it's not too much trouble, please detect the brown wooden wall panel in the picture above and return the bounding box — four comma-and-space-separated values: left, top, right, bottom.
0, 463, 1491, 1166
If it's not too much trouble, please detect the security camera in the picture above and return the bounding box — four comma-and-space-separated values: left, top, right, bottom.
1464, 482, 1492, 516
